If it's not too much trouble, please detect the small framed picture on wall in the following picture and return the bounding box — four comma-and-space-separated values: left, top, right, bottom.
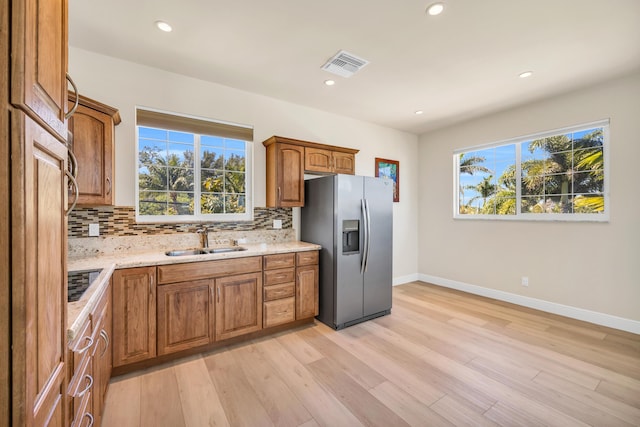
375, 158, 400, 202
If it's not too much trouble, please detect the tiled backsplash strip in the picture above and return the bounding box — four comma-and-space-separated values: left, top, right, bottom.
68, 206, 293, 238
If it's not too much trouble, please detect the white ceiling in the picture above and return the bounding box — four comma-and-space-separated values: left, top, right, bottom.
68, 0, 640, 135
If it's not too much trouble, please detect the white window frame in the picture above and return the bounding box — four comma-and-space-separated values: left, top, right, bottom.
135, 108, 253, 223
453, 119, 610, 222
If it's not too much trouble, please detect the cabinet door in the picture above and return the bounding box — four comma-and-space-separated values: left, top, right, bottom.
296, 265, 319, 320
157, 279, 214, 355
68, 101, 114, 205
304, 147, 332, 173
333, 152, 356, 175
215, 273, 262, 341
112, 267, 156, 367
11, 0, 69, 140
275, 143, 304, 207
12, 111, 68, 427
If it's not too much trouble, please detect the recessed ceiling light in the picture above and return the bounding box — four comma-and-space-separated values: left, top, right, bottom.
519, 71, 533, 78
426, 2, 444, 16
155, 20, 173, 32
415, 110, 424, 115
324, 79, 336, 86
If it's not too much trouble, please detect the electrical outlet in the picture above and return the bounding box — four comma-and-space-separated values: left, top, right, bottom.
521, 276, 529, 287
88, 223, 100, 237
273, 219, 283, 229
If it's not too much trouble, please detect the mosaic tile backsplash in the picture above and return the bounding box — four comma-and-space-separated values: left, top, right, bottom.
68, 206, 293, 238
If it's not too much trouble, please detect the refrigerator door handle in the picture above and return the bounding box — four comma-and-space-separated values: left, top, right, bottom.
364, 199, 372, 272
361, 199, 368, 274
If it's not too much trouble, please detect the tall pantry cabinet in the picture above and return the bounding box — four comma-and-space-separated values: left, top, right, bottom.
2, 0, 73, 425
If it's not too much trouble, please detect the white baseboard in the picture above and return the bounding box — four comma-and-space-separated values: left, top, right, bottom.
393, 273, 419, 287
416, 274, 640, 335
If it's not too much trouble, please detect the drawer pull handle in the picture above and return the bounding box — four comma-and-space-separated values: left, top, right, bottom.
76, 336, 93, 354
99, 330, 109, 356
77, 374, 94, 397
84, 412, 94, 427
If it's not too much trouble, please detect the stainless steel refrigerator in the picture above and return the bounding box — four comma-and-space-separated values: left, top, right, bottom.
301, 174, 393, 330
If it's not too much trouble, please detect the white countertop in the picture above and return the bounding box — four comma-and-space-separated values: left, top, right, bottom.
67, 241, 321, 341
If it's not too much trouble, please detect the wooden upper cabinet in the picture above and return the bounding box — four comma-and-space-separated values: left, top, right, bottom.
332, 151, 356, 174
68, 94, 121, 206
263, 136, 359, 207
305, 147, 356, 175
11, 0, 70, 141
264, 140, 304, 207
112, 267, 156, 367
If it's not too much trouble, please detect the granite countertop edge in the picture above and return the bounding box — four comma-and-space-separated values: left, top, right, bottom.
67, 241, 321, 341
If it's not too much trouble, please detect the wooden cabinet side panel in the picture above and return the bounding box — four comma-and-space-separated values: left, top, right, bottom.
112, 267, 156, 367
296, 265, 319, 319
215, 273, 262, 341
157, 280, 213, 355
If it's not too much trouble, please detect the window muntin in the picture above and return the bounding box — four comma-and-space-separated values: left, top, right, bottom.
454, 121, 608, 221
136, 119, 252, 222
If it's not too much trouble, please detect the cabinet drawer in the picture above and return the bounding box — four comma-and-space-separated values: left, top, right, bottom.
69, 317, 94, 372
264, 268, 295, 286
264, 283, 295, 301
69, 351, 94, 422
296, 251, 318, 266
263, 253, 295, 270
264, 297, 295, 328
158, 256, 262, 284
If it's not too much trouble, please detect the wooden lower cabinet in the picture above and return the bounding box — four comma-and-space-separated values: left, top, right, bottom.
12, 111, 69, 427
157, 279, 214, 355
296, 265, 319, 319
215, 272, 263, 341
112, 267, 156, 367
110, 251, 318, 374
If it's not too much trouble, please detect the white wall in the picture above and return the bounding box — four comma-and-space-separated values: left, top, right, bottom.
418, 71, 640, 326
69, 47, 419, 281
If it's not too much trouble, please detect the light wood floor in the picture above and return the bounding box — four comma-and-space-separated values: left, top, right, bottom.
102, 282, 640, 427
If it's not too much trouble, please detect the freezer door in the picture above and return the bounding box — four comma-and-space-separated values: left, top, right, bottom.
335, 175, 365, 325
363, 177, 393, 316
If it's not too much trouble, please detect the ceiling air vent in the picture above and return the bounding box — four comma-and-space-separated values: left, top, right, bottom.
321, 50, 369, 78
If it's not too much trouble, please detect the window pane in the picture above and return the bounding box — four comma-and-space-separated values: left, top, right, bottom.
168, 168, 194, 191
225, 172, 246, 193
139, 127, 167, 140
201, 193, 223, 214
168, 143, 194, 168
575, 147, 603, 172
139, 140, 167, 165
201, 169, 223, 192
225, 151, 246, 171
225, 139, 245, 151
168, 131, 194, 144
139, 191, 167, 215
225, 194, 246, 213
167, 192, 194, 215
201, 147, 224, 169
201, 135, 224, 148
573, 171, 603, 193
573, 194, 604, 213
139, 165, 167, 191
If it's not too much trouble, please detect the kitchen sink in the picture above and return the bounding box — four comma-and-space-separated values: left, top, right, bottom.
165, 247, 248, 256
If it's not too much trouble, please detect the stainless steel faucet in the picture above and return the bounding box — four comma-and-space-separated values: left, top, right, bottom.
196, 226, 209, 248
